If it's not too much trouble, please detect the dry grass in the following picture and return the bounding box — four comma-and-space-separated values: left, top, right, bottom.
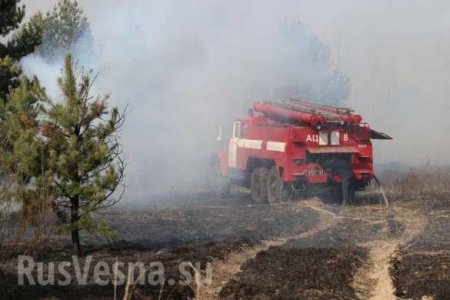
380, 167, 450, 201
0, 195, 56, 258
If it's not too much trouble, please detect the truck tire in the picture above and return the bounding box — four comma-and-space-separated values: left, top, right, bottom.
209, 162, 230, 199
250, 167, 269, 203
267, 166, 291, 203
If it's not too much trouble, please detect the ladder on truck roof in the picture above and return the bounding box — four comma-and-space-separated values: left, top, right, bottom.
279, 99, 362, 125
253, 99, 363, 126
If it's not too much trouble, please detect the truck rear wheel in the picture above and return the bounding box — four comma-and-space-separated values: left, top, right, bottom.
267, 166, 291, 203
209, 162, 230, 199
250, 167, 269, 203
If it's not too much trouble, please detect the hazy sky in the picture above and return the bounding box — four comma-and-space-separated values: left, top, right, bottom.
21, 0, 450, 175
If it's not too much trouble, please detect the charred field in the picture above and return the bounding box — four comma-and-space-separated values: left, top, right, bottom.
1, 173, 450, 300
390, 193, 450, 300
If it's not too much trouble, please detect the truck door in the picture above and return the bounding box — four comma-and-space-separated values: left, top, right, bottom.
229, 121, 240, 168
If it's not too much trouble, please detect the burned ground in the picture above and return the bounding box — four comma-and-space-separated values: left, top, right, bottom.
390, 193, 450, 300
0, 191, 319, 299
101, 192, 319, 251
1, 187, 450, 299
219, 204, 402, 300
219, 246, 366, 300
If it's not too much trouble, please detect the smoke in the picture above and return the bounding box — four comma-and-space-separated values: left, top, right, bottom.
20, 0, 450, 202
20, 0, 351, 203
21, 55, 61, 99
322, 0, 450, 167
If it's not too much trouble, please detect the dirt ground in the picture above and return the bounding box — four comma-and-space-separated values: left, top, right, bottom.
1, 187, 450, 299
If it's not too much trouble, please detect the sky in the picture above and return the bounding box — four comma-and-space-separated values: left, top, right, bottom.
19, 0, 450, 198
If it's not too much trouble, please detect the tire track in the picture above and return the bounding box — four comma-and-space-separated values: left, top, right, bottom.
352, 205, 427, 300
198, 198, 339, 299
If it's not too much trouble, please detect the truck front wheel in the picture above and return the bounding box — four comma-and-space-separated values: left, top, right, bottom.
250, 167, 269, 203
267, 166, 291, 203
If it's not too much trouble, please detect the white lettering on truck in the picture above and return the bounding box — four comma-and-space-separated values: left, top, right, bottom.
306, 134, 319, 143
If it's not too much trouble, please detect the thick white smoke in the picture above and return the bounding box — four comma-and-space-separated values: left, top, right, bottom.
20, 0, 351, 203
20, 0, 450, 203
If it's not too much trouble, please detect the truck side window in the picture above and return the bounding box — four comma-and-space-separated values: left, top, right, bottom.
233, 122, 241, 138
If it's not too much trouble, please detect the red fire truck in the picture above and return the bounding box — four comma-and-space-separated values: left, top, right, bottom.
210, 99, 391, 204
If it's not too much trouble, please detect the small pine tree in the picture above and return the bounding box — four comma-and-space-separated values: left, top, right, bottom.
43, 55, 125, 256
